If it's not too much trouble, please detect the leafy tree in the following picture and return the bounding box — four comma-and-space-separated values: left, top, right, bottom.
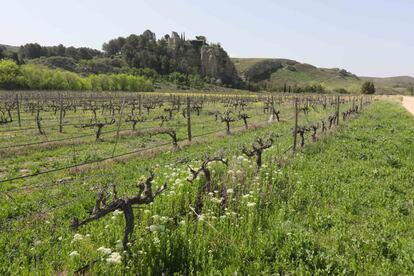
19, 43, 101, 61
0, 60, 22, 89
0, 46, 6, 59
408, 86, 414, 95
19, 43, 45, 59
361, 81, 375, 94
77, 47, 101, 60
103, 37, 126, 56
121, 32, 160, 70
65, 46, 79, 59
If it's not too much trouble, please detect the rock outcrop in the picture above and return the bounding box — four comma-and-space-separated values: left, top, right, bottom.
200, 44, 241, 86
166, 32, 241, 86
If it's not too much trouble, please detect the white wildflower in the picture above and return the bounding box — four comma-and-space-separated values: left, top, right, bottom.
113, 210, 123, 216
247, 202, 256, 208
69, 251, 80, 257
160, 216, 170, 223
151, 214, 160, 220
211, 197, 222, 204
72, 234, 84, 242
97, 247, 112, 255
106, 252, 122, 264
149, 224, 165, 232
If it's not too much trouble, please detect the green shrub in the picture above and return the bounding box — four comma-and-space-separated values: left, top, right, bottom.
0, 59, 22, 89
333, 88, 349, 94
361, 81, 375, 94
0, 60, 154, 92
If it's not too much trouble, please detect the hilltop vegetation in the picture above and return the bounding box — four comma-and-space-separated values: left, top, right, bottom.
1, 30, 241, 89
2, 33, 414, 94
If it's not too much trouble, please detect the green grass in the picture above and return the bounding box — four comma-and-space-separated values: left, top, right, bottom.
232, 58, 362, 91
233, 58, 414, 94
1, 99, 413, 274
362, 76, 414, 95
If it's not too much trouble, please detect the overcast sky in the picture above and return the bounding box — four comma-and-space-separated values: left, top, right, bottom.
1, 0, 413, 77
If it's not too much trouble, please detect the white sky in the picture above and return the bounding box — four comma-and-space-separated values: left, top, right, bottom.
1, 0, 413, 77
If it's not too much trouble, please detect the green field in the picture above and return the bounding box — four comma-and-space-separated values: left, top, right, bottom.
1, 93, 413, 274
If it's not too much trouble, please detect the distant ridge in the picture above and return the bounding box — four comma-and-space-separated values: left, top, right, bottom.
0, 44, 19, 53
1, 42, 413, 94
232, 57, 414, 94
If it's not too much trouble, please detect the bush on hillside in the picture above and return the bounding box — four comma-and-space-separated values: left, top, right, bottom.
361, 81, 375, 94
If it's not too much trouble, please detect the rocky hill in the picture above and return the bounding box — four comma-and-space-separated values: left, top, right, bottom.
1, 31, 242, 87
232, 58, 414, 94
232, 58, 361, 92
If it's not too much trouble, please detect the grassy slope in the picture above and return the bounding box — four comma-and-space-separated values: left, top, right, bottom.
233, 58, 414, 94
233, 58, 362, 91
362, 76, 414, 95
277, 101, 414, 274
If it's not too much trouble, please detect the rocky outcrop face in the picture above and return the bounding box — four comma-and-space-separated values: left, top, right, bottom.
200, 44, 241, 86
243, 60, 285, 82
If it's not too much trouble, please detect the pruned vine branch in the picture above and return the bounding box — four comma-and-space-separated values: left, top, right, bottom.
70, 172, 167, 250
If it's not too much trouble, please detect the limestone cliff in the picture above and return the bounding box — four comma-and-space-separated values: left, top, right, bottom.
200, 44, 241, 86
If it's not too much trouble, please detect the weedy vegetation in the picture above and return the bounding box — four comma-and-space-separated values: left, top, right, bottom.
1, 91, 412, 275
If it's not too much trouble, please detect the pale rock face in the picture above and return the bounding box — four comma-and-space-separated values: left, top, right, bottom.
166, 31, 241, 86
200, 44, 240, 86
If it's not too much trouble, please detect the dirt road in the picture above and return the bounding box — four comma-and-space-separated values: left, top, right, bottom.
402, 96, 414, 116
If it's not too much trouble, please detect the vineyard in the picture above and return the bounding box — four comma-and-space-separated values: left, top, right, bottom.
4, 91, 408, 275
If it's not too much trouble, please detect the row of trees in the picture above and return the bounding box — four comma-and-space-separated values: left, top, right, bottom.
248, 80, 376, 94
18, 43, 102, 60
0, 60, 153, 92
14, 31, 213, 77
6, 30, 239, 87
103, 30, 203, 75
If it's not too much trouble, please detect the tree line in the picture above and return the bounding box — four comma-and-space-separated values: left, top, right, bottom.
0, 60, 153, 92
2, 30, 240, 87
